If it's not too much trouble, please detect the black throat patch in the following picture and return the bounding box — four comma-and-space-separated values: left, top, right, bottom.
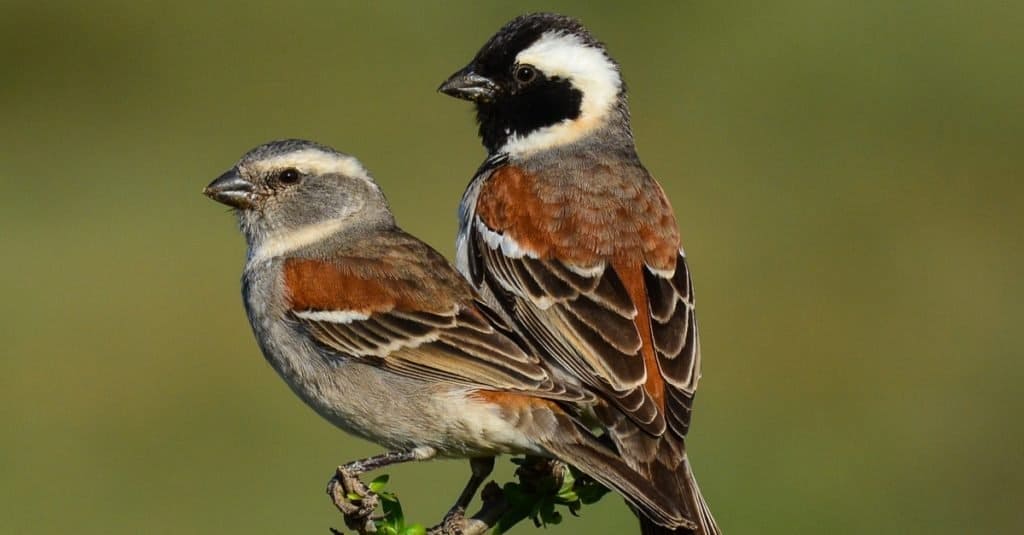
475, 77, 583, 153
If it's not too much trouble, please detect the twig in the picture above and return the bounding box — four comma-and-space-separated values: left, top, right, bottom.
426, 480, 509, 535
329, 458, 566, 535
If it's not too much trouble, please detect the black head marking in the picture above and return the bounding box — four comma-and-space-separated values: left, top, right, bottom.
453, 13, 621, 153
470, 13, 601, 80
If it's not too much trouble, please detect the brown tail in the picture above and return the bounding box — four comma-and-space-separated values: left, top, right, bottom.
636, 452, 720, 535
529, 402, 718, 532
542, 428, 686, 528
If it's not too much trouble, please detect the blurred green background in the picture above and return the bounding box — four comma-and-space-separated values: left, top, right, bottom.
2, 1, 1022, 533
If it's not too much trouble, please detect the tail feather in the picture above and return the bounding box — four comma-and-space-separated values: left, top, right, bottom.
529, 402, 718, 533
542, 431, 687, 528
638, 453, 720, 535
596, 401, 720, 534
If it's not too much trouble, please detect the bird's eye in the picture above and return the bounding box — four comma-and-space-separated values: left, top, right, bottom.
514, 64, 537, 84
277, 168, 301, 185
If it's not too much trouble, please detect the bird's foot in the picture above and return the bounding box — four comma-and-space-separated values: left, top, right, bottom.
327, 466, 380, 533
427, 506, 468, 535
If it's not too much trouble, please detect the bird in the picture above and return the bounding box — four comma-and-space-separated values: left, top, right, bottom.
203, 139, 694, 531
439, 13, 720, 535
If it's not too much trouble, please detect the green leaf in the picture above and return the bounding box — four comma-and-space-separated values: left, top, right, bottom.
381, 493, 405, 524
400, 524, 426, 535
346, 492, 362, 501
555, 487, 579, 503
369, 474, 390, 493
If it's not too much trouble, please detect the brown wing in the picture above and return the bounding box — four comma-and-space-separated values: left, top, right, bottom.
463, 164, 700, 438
643, 252, 701, 437
283, 242, 588, 402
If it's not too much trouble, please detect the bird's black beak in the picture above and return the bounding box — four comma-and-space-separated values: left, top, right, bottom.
204, 168, 255, 209
438, 67, 498, 102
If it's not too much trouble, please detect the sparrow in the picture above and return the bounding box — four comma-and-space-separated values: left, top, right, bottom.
203, 139, 689, 530
440, 13, 720, 535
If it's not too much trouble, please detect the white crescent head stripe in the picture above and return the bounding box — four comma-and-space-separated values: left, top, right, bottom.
502, 31, 622, 156
515, 31, 621, 122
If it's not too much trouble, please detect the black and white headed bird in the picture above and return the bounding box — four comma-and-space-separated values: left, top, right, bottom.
440, 13, 721, 535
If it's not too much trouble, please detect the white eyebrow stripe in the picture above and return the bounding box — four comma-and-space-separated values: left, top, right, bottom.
252, 149, 371, 182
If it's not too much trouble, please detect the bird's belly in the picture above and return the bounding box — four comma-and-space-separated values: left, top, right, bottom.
429, 389, 548, 457
274, 354, 543, 458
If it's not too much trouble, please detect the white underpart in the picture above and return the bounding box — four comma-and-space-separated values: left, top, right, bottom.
293, 310, 370, 323
248, 215, 357, 264
442, 389, 543, 454
501, 31, 622, 156
410, 446, 437, 460
252, 149, 373, 184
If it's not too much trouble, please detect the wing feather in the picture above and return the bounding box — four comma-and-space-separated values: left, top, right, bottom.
297, 304, 570, 394
468, 216, 699, 437
284, 241, 592, 403
644, 254, 701, 437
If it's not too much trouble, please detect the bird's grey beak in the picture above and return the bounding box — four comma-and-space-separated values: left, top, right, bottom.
438, 68, 498, 102
204, 169, 255, 209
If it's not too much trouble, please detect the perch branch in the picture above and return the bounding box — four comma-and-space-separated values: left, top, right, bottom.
328, 457, 567, 535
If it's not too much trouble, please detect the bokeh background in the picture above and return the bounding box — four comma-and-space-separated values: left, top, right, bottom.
2, 1, 1022, 533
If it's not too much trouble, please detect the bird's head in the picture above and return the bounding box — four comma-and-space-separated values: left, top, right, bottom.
439, 13, 628, 156
204, 139, 392, 254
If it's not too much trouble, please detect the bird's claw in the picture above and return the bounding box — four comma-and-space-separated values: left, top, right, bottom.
428, 506, 467, 535
327, 466, 380, 533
